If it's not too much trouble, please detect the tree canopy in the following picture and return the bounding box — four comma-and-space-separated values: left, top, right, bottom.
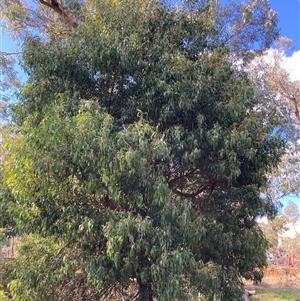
0, 1, 287, 300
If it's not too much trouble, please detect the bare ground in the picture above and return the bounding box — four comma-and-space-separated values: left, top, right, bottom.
244, 266, 300, 300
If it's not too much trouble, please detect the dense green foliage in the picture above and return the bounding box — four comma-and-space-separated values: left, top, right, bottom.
1, 0, 285, 300
7, 235, 103, 301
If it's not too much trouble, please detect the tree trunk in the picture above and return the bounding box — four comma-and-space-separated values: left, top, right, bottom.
241, 290, 256, 301
139, 282, 153, 301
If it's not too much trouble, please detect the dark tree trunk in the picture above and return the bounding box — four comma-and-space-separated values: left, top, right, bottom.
139, 282, 153, 301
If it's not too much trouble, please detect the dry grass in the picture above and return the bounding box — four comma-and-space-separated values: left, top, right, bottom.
244, 266, 300, 301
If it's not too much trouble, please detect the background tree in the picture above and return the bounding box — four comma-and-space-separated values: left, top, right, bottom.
0, 52, 21, 121
246, 37, 300, 205
282, 201, 300, 262
283, 200, 299, 225
1, 0, 284, 300
260, 201, 299, 259
260, 215, 288, 257
0, 0, 83, 122
283, 233, 300, 265
0, 0, 81, 38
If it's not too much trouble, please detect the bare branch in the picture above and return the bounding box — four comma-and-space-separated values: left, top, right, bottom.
0, 51, 20, 56
39, 0, 78, 28
277, 81, 300, 125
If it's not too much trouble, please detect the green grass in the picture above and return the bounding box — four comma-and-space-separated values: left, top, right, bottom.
0, 285, 8, 301
0, 290, 7, 301
252, 288, 300, 301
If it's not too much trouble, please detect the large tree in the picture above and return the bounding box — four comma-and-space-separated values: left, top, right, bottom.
2, 0, 284, 300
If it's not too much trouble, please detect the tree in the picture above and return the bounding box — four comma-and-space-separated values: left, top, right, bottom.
260, 215, 288, 256
2, 1, 284, 300
283, 232, 300, 265
260, 38, 300, 126
284, 200, 299, 225
0, 52, 21, 121
260, 201, 299, 259
246, 38, 300, 204
280, 205, 300, 266
0, 0, 81, 38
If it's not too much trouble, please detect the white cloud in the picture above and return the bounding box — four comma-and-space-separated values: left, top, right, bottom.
254, 49, 300, 82
283, 50, 300, 81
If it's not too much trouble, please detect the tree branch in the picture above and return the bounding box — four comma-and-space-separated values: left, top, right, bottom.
290, 96, 300, 125
277, 81, 300, 125
0, 51, 20, 56
39, 0, 78, 28
173, 185, 207, 198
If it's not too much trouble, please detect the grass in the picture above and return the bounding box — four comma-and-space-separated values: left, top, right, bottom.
250, 287, 300, 301
0, 290, 7, 301
0, 285, 299, 301
0, 285, 8, 301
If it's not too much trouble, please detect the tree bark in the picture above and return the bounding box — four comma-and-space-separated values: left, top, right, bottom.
241, 290, 256, 301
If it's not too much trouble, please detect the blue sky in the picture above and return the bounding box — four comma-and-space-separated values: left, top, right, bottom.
269, 0, 300, 51
1, 0, 300, 212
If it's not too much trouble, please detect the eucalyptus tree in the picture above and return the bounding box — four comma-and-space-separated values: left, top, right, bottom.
279, 202, 299, 260
284, 201, 299, 225
0, 0, 81, 37
246, 38, 300, 205
261, 201, 299, 258
1, 0, 284, 300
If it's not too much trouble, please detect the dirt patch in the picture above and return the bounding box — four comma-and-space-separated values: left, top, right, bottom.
263, 266, 300, 288
244, 266, 300, 293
